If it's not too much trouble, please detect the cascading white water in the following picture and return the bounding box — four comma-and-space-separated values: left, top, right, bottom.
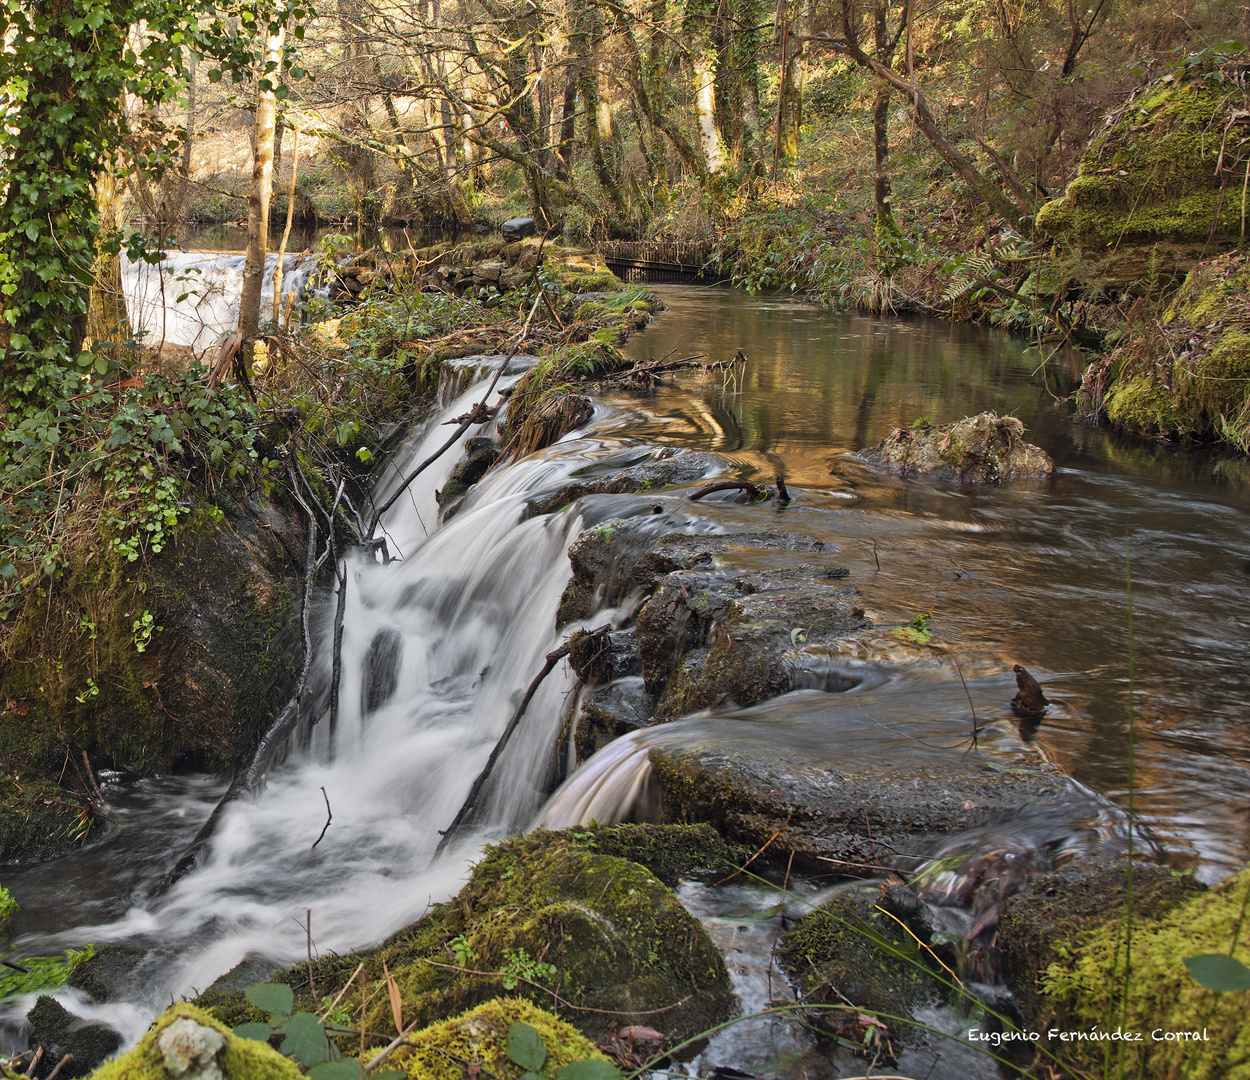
121, 251, 322, 353
0, 367, 626, 1047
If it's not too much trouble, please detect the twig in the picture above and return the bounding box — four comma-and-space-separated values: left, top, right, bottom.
953, 657, 983, 752
45, 1054, 73, 1080
305, 909, 317, 1002
318, 962, 365, 1021
364, 1016, 425, 1073
872, 538, 881, 572
24, 1048, 42, 1076
312, 787, 332, 849
1, 960, 31, 973
434, 631, 590, 855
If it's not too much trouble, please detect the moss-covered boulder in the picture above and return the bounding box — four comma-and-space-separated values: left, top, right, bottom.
0, 486, 307, 863
780, 885, 944, 1038
1086, 251, 1250, 447
27, 995, 122, 1079
859, 413, 1054, 483
1036, 66, 1250, 289
394, 998, 610, 1080
87, 1002, 301, 1080
999, 864, 1247, 1079
198, 829, 732, 1049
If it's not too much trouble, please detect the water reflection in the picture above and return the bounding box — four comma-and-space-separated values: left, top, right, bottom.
619, 287, 1250, 881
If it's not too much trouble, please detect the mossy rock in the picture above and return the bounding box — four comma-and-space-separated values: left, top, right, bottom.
0, 486, 307, 862
199, 829, 732, 1049
1002, 864, 1248, 1079
1094, 252, 1250, 445
1036, 69, 1250, 289
780, 887, 943, 1030
27, 995, 122, 1079
570, 822, 749, 887
859, 413, 1054, 483
87, 1002, 301, 1080
395, 997, 610, 1079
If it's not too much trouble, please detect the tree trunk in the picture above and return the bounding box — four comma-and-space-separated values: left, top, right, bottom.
872, 84, 896, 234
238, 23, 285, 343
88, 161, 131, 351
694, 53, 724, 174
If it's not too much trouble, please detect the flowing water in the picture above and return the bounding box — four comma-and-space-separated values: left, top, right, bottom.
4, 283, 1250, 1077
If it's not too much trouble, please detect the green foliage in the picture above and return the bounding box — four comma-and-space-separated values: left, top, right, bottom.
0, 944, 94, 1001
0, 879, 16, 922
499, 948, 558, 991
234, 982, 401, 1080
1184, 953, 1250, 992
130, 610, 162, 652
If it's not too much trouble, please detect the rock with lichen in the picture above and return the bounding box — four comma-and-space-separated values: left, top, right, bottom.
860, 413, 1054, 483
393, 997, 608, 1080
1035, 62, 1249, 290
86, 1003, 300, 1080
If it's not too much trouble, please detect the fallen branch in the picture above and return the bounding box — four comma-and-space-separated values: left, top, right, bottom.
45, 1055, 73, 1080
434, 625, 609, 856
689, 480, 764, 502
366, 289, 544, 539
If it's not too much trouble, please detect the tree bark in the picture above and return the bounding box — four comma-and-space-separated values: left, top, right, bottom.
238, 23, 286, 343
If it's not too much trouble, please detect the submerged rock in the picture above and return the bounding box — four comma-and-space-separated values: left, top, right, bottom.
860, 413, 1054, 483
644, 690, 1089, 875
88, 1002, 300, 1080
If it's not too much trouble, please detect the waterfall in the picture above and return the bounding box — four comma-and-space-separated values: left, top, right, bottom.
121, 251, 323, 353
0, 366, 616, 1046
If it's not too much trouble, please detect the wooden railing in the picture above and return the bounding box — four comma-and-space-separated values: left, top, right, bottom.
597, 240, 717, 283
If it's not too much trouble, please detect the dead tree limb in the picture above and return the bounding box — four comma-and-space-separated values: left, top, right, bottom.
434, 624, 609, 856
689, 480, 764, 502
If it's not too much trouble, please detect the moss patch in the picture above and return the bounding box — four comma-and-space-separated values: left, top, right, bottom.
87, 1002, 302, 1080
395, 997, 609, 1080
1090, 251, 1250, 448
199, 830, 731, 1049
1024, 865, 1249, 1079
1036, 69, 1250, 289
780, 888, 943, 1027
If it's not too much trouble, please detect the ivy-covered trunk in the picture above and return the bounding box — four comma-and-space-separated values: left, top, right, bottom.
0, 0, 130, 388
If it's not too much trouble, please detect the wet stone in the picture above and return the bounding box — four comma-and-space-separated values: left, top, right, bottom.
574, 676, 656, 762
26, 995, 122, 1079
860, 412, 1054, 483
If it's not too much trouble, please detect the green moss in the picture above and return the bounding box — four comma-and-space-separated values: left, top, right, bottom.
1037, 73, 1247, 288
780, 892, 941, 1023
88, 1002, 303, 1080
1038, 866, 1250, 1079
396, 998, 609, 1080
569, 822, 750, 887
205, 831, 731, 1050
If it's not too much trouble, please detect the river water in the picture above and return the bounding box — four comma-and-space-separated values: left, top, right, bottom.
3, 285, 1249, 1076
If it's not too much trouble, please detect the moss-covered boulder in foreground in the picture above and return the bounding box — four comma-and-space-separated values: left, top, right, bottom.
394, 997, 610, 1080
1035, 65, 1249, 290
999, 864, 1248, 1079
198, 828, 732, 1049
87, 1002, 301, 1080
859, 413, 1053, 483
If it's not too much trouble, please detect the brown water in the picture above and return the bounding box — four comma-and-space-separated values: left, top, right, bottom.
616, 286, 1250, 882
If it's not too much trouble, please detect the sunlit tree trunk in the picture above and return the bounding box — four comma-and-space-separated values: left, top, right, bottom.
693, 53, 724, 174
238, 22, 285, 342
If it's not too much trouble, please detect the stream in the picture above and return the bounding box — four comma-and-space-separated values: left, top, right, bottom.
3, 284, 1249, 1078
